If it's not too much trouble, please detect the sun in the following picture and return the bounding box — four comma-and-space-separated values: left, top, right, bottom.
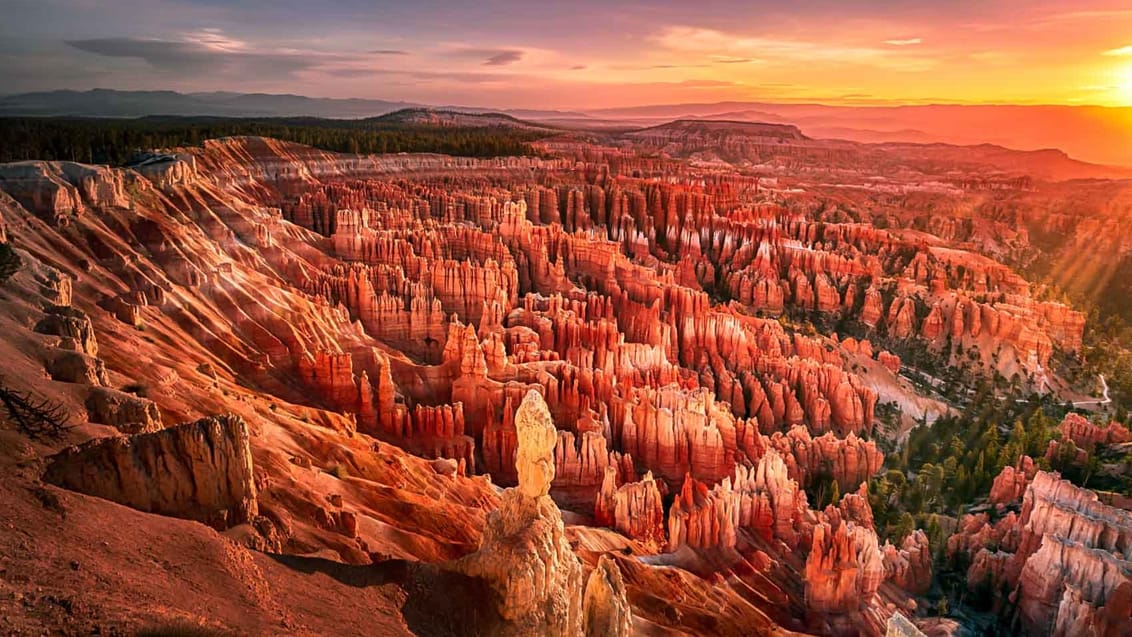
1117, 64, 1132, 105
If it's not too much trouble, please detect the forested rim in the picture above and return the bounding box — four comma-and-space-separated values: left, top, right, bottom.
0, 116, 555, 165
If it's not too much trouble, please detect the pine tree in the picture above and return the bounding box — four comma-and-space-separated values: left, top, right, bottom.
892, 512, 916, 544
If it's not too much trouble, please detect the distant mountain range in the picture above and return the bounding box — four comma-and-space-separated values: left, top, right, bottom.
0, 89, 419, 119
0, 89, 582, 122
588, 101, 1132, 168
3, 89, 1132, 168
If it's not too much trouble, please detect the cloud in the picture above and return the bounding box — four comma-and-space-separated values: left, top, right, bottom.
711, 56, 757, 64
184, 28, 247, 52
654, 26, 935, 71
483, 50, 523, 66
1102, 45, 1132, 57
658, 79, 738, 88
369, 49, 409, 55
64, 33, 330, 78
323, 68, 383, 78
570, 65, 586, 70
325, 67, 515, 84
609, 63, 708, 71
884, 38, 922, 46
446, 47, 525, 66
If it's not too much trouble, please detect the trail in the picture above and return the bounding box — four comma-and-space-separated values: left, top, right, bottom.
1071, 374, 1111, 407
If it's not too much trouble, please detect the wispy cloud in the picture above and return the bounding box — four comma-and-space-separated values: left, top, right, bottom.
711, 55, 758, 64
484, 50, 523, 66
64, 30, 348, 78
654, 26, 935, 71
369, 49, 409, 56
1102, 45, 1132, 56
884, 38, 922, 46
445, 47, 525, 66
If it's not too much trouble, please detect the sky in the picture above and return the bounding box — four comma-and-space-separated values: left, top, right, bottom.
3, 0, 1132, 110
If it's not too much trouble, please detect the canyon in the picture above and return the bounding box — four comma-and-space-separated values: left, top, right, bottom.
0, 118, 1124, 636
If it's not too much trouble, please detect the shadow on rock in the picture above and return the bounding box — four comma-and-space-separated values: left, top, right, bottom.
268, 553, 504, 637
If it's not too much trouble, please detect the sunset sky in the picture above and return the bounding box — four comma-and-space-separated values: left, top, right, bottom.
3, 0, 1132, 109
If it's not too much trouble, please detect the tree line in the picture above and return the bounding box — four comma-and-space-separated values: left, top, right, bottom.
0, 116, 553, 165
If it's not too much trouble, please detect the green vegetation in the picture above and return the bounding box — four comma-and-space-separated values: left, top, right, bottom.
869, 383, 1068, 544
0, 115, 553, 165
1079, 312, 1132, 422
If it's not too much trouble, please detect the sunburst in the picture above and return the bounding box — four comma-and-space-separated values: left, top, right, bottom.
1117, 64, 1132, 105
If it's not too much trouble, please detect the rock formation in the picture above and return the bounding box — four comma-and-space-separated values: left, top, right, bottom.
594, 467, 666, 547
988, 455, 1036, 506
84, 386, 163, 434
44, 414, 257, 528
583, 555, 633, 637
953, 470, 1132, 635
804, 507, 886, 614
0, 130, 1100, 636
882, 530, 933, 595
452, 390, 625, 636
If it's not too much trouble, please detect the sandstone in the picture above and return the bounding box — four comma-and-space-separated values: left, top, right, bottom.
583, 555, 633, 637
34, 305, 98, 357
882, 530, 933, 595
46, 349, 110, 386
885, 613, 927, 637
804, 508, 886, 613
450, 390, 586, 636
594, 467, 666, 547
44, 414, 258, 528
988, 455, 1036, 505
957, 470, 1132, 635
85, 386, 162, 433
1056, 413, 1132, 451
2, 132, 1090, 635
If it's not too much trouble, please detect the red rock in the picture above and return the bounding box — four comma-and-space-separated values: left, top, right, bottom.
804, 508, 886, 613
882, 530, 933, 595
767, 425, 884, 492
957, 471, 1132, 634
877, 350, 901, 374
861, 287, 884, 328
988, 455, 1036, 505
44, 414, 258, 528
1056, 413, 1132, 451
594, 467, 666, 547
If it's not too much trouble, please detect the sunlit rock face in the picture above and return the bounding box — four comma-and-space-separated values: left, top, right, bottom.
951, 470, 1132, 636
449, 390, 586, 636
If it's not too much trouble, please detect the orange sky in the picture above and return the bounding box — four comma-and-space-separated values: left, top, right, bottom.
4, 0, 1132, 109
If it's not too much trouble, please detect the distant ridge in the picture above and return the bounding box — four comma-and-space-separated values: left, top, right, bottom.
0, 88, 419, 118
371, 108, 558, 131
629, 118, 808, 140
0, 89, 585, 122
4, 88, 1132, 168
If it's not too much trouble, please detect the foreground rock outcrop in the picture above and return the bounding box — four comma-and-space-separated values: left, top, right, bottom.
44, 414, 258, 528
583, 554, 632, 637
451, 390, 630, 636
